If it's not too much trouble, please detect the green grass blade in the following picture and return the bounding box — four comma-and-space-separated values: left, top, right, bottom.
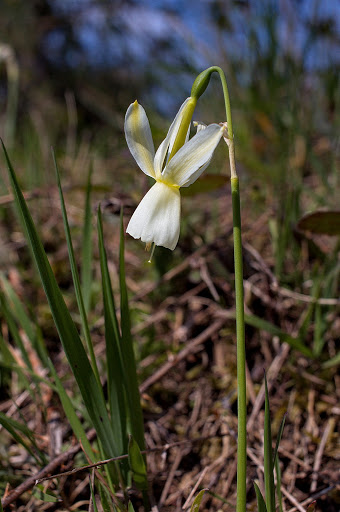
0, 291, 33, 371
273, 413, 286, 466
32, 485, 61, 504
313, 303, 325, 357
0, 360, 56, 391
47, 359, 95, 461
2, 140, 118, 459
0, 273, 48, 366
0, 292, 47, 402
297, 278, 321, 356
128, 435, 147, 491
322, 351, 340, 368
119, 211, 145, 452
275, 454, 283, 512
0, 276, 88, 461
264, 373, 275, 512
97, 206, 127, 456
81, 162, 93, 314
0, 412, 44, 463
0, 332, 32, 390
244, 313, 313, 358
253, 481, 268, 512
89, 475, 100, 512
189, 489, 208, 512
297, 301, 316, 350
53, 150, 102, 390
99, 484, 116, 512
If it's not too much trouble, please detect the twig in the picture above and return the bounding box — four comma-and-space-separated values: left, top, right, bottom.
2, 434, 229, 508
1, 429, 96, 509
274, 286, 340, 306
287, 485, 338, 512
158, 447, 185, 509
139, 320, 225, 393
310, 419, 333, 492
36, 434, 230, 485
280, 487, 307, 512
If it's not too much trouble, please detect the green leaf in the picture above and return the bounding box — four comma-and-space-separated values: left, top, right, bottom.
0, 412, 43, 463
0, 294, 49, 416
0, 332, 32, 390
128, 435, 147, 491
322, 351, 340, 368
98, 483, 116, 512
264, 374, 275, 512
297, 210, 340, 236
0, 291, 33, 372
2, 140, 117, 459
32, 485, 61, 503
53, 150, 101, 389
128, 502, 136, 512
119, 211, 145, 452
89, 476, 100, 512
97, 206, 127, 456
0, 358, 55, 392
253, 482, 268, 512
275, 454, 283, 512
297, 279, 321, 349
0, 282, 80, 468
313, 303, 327, 357
0, 273, 48, 366
189, 489, 208, 512
273, 413, 286, 512
47, 359, 95, 461
244, 314, 313, 358
273, 413, 286, 466
81, 162, 94, 314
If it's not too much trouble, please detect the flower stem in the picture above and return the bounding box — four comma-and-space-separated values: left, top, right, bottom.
231, 176, 247, 512
213, 66, 247, 512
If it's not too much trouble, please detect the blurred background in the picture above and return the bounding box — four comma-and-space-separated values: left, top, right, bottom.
1, 0, 339, 275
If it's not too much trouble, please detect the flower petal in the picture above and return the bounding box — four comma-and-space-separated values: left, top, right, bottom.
126, 182, 181, 250
162, 124, 224, 187
124, 101, 155, 178
180, 159, 211, 188
154, 98, 191, 178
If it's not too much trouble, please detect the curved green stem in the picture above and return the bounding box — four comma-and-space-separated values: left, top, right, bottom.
212, 67, 247, 512
231, 176, 247, 512
208, 66, 237, 178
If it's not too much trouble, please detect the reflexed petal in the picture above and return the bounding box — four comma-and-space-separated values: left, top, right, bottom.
180, 159, 211, 188
162, 124, 224, 187
124, 101, 155, 178
154, 98, 191, 178
153, 138, 168, 179
126, 182, 181, 250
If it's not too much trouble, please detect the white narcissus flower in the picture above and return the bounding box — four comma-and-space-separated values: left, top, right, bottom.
125, 98, 225, 251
